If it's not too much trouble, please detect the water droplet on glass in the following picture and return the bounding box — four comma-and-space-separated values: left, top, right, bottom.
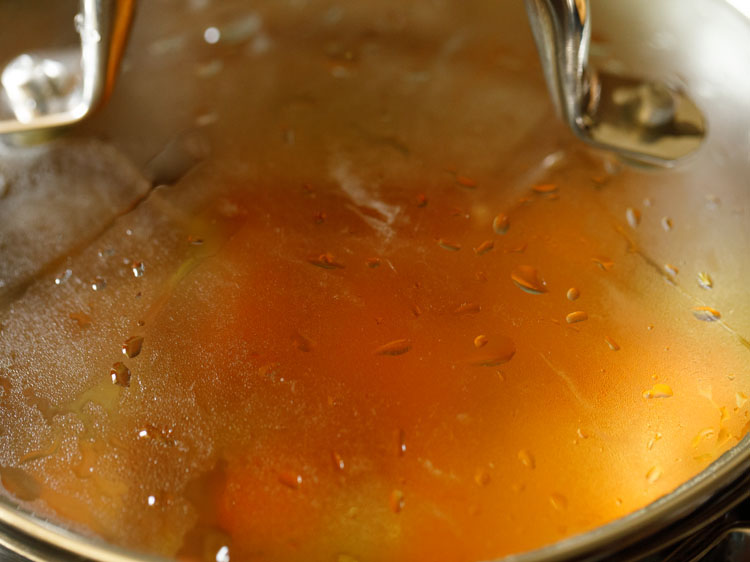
532, 183, 558, 194
592, 256, 614, 271
147, 495, 156, 506
122, 336, 144, 358
492, 214, 509, 235
366, 257, 381, 268
438, 239, 461, 251
55, 269, 72, 285
661, 217, 673, 231
549, 493, 568, 511
511, 265, 547, 294
736, 392, 748, 408
664, 264, 679, 277
691, 428, 715, 448
604, 335, 620, 351
474, 240, 494, 256
517, 449, 535, 469
692, 306, 721, 322
204, 26, 221, 44
566, 287, 580, 301
456, 175, 478, 189
643, 383, 673, 399
69, 312, 92, 328
389, 489, 405, 513
646, 465, 662, 483
625, 207, 641, 228
374, 339, 411, 356
397, 429, 406, 456
576, 428, 589, 439
131, 261, 145, 278
308, 253, 344, 269
474, 335, 488, 348
474, 468, 491, 486
215, 545, 231, 562
697, 272, 713, 290
331, 451, 345, 471
454, 302, 481, 315
647, 432, 662, 450
110, 362, 131, 387
90, 276, 106, 291
566, 311, 588, 324
278, 471, 302, 489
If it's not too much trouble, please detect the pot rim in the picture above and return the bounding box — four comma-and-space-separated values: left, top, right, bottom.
1, 434, 749, 561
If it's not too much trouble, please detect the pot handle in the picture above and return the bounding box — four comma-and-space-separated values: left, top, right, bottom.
0, 0, 135, 141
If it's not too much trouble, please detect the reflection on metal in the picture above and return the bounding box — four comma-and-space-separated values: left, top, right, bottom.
0, 0, 134, 141
525, 0, 706, 166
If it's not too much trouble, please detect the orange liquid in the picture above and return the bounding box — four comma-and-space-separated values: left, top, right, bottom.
1, 145, 748, 562
1, 1, 749, 561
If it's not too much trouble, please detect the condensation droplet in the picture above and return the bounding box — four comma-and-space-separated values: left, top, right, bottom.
647, 432, 662, 450
55, 269, 72, 285
646, 465, 662, 483
692, 306, 721, 322
331, 451, 345, 471
697, 272, 713, 290
517, 449, 535, 469
131, 261, 145, 278
576, 428, 589, 439
454, 302, 481, 315
374, 339, 411, 356
625, 207, 641, 228
566, 287, 580, 301
438, 239, 461, 251
664, 264, 679, 277
473, 335, 488, 348
69, 312, 92, 328
604, 335, 620, 351
90, 276, 107, 291
147, 495, 156, 506
566, 311, 588, 324
492, 214, 509, 235
532, 183, 558, 194
661, 217, 673, 231
736, 392, 748, 408
456, 175, 477, 189
511, 265, 548, 294
474, 468, 491, 486
397, 429, 406, 456
278, 471, 302, 489
308, 253, 344, 269
122, 336, 144, 358
592, 256, 614, 271
110, 362, 131, 387
389, 489, 405, 513
691, 428, 715, 448
549, 493, 568, 511
474, 240, 494, 256
643, 383, 673, 399
215, 545, 231, 562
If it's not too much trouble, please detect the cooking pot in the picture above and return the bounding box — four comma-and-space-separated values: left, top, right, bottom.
0, 0, 749, 561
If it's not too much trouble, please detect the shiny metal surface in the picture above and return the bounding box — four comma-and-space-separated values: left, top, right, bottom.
0, 0, 748, 560
524, 0, 706, 166
0, 0, 133, 140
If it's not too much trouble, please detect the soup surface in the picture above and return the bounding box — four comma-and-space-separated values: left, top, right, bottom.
0, 1, 749, 561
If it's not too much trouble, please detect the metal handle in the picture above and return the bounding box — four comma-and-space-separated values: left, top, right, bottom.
0, 0, 135, 139
524, 0, 590, 131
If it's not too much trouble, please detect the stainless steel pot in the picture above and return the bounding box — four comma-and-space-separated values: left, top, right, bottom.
0, 1, 748, 560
